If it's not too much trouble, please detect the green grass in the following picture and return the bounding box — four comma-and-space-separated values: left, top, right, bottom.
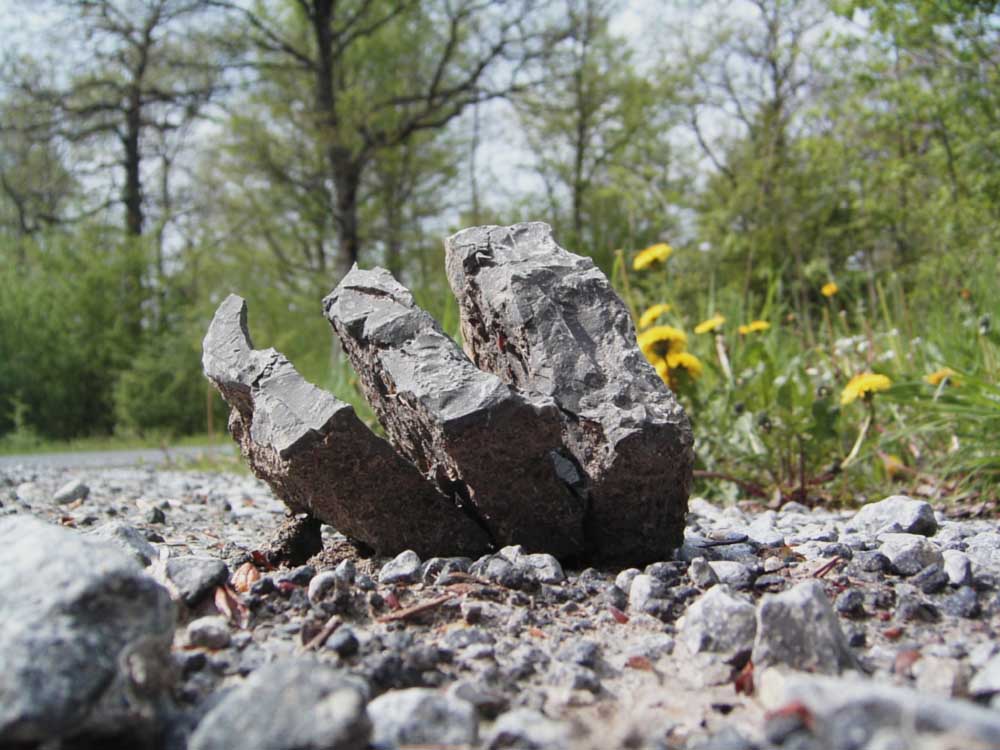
0, 430, 232, 457
617, 245, 1000, 507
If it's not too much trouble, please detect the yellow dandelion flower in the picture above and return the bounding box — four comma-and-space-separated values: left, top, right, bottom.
638, 303, 672, 330
667, 351, 703, 379
737, 320, 771, 335
694, 314, 725, 334
840, 373, 892, 405
924, 367, 959, 387
633, 242, 672, 271
637, 325, 687, 359
653, 358, 669, 384
821, 282, 839, 298
881, 453, 905, 480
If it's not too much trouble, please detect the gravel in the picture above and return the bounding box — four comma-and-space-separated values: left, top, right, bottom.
2, 461, 998, 750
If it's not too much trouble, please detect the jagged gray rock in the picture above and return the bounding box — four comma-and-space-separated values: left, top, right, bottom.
759, 668, 1000, 749
445, 222, 692, 564
367, 688, 479, 748
188, 658, 370, 750
324, 266, 586, 559
202, 294, 490, 558
0, 516, 175, 748
752, 580, 861, 674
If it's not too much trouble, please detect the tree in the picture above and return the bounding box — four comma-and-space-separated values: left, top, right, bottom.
213, 0, 558, 277
4, 0, 224, 334
679, 0, 831, 321
516, 0, 680, 264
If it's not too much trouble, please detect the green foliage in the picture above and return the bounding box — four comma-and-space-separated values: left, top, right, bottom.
0, 228, 146, 439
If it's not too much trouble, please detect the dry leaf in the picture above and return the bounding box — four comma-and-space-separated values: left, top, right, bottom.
734, 660, 754, 695
883, 626, 904, 641
214, 585, 249, 628
765, 700, 814, 731
626, 655, 654, 672
608, 605, 629, 624
893, 649, 921, 675
231, 561, 261, 593
528, 627, 546, 639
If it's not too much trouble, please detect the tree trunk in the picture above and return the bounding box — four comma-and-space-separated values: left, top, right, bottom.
332, 158, 363, 277
124, 96, 143, 237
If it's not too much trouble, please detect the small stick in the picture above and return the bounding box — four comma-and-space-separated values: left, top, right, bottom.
301, 615, 342, 652
813, 556, 842, 579
376, 593, 456, 623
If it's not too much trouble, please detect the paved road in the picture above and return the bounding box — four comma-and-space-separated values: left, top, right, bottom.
0, 444, 236, 470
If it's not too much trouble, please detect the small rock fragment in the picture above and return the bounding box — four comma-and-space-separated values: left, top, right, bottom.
188, 658, 370, 750
486, 708, 576, 750
879, 533, 944, 576
615, 568, 641, 594
186, 616, 231, 650
627, 574, 662, 614
970, 653, 1000, 698
53, 478, 89, 504
681, 586, 756, 663
367, 688, 478, 748
848, 494, 938, 536
752, 580, 860, 674
707, 560, 753, 590
165, 556, 229, 606
307, 571, 340, 605
689, 557, 720, 588
87, 521, 157, 566
379, 550, 422, 585
942, 549, 973, 586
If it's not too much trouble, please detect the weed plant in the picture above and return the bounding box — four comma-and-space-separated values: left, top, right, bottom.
616, 242, 1000, 508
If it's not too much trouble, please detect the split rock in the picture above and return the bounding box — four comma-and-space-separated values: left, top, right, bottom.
202, 294, 490, 558
324, 265, 585, 559
445, 222, 692, 565
0, 515, 175, 747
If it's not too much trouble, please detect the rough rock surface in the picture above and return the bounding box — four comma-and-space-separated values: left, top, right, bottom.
187, 658, 370, 750
752, 580, 861, 674
324, 265, 585, 559
0, 515, 175, 747
847, 494, 938, 536
367, 687, 478, 747
680, 586, 757, 662
759, 668, 1000, 749
445, 222, 693, 564
202, 293, 490, 558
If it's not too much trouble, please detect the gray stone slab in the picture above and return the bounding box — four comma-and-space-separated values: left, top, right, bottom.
202, 294, 490, 559
445, 222, 692, 565
324, 266, 585, 559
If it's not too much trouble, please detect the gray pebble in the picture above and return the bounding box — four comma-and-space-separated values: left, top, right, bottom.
379, 549, 422, 585
186, 616, 231, 650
